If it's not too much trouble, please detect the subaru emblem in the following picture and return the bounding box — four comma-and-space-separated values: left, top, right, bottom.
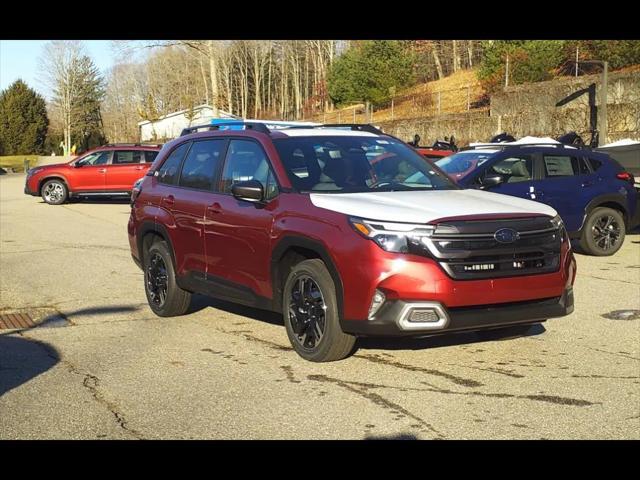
494, 228, 520, 243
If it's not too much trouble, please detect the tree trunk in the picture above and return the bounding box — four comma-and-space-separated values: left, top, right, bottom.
200, 53, 210, 106
452, 40, 460, 73
208, 41, 219, 116
431, 42, 444, 80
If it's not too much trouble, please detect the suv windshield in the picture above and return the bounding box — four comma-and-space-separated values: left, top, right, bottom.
273, 135, 457, 193
435, 151, 497, 179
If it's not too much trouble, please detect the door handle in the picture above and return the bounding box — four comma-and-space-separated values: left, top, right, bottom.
207, 202, 222, 214
97, 168, 107, 173
581, 180, 594, 187
161, 195, 175, 207
135, 166, 145, 170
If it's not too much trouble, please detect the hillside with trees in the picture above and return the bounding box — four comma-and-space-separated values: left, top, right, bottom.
4, 40, 635, 152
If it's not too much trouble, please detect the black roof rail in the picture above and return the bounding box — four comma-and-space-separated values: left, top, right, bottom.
283, 123, 385, 135
316, 123, 385, 134
104, 142, 163, 148
468, 142, 584, 151
180, 122, 271, 136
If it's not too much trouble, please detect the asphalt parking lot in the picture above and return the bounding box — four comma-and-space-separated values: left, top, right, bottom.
1, 173, 639, 439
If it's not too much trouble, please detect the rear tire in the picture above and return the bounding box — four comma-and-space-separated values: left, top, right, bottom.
283, 259, 356, 362
579, 207, 625, 256
41, 179, 68, 205
144, 239, 191, 317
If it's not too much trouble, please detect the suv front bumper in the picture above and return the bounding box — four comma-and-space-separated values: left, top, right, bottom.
341, 287, 573, 337
24, 177, 38, 196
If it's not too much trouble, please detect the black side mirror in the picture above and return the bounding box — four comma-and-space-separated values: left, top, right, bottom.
481, 173, 504, 188
74, 162, 83, 168
231, 180, 264, 203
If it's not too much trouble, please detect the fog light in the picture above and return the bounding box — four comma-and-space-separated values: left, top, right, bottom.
368, 289, 386, 319
408, 308, 440, 323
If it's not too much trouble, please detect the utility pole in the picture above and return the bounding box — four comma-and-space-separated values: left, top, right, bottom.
575, 46, 579, 77
600, 61, 608, 145
505, 54, 510, 87
574, 59, 609, 146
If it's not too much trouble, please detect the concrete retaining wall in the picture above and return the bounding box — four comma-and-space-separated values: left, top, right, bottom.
379, 71, 640, 146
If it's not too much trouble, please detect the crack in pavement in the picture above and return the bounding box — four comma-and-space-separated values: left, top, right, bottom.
20, 331, 144, 439
307, 374, 446, 439
217, 328, 293, 351
583, 346, 640, 362
354, 353, 484, 388
449, 363, 525, 378
417, 382, 598, 406
280, 365, 301, 384
579, 275, 639, 285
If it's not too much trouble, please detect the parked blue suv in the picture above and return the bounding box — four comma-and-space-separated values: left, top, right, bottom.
435, 142, 639, 256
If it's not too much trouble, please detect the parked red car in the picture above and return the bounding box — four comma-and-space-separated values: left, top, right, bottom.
24, 143, 162, 205
129, 122, 576, 362
416, 146, 455, 160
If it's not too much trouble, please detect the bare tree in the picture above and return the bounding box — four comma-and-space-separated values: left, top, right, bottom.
41, 41, 85, 155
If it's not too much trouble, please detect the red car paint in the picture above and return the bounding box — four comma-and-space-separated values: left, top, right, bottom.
25, 144, 161, 201
129, 128, 576, 334
416, 147, 454, 160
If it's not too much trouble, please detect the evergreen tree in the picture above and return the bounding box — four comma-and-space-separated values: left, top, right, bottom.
478, 40, 567, 92
71, 55, 106, 151
0, 79, 49, 155
327, 41, 415, 107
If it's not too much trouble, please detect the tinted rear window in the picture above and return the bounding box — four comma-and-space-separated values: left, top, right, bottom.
144, 151, 159, 163
588, 158, 603, 171
157, 143, 189, 185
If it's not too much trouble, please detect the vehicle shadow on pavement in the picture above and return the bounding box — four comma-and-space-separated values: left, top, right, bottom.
356, 323, 546, 352
37, 198, 131, 205
186, 293, 547, 353
188, 294, 283, 326
0, 336, 59, 397
35, 305, 143, 327
364, 433, 419, 440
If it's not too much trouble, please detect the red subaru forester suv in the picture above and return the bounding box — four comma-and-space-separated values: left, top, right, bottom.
128, 122, 576, 362
25, 143, 161, 204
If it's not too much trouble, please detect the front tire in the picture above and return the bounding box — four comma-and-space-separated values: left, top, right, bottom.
41, 179, 68, 205
579, 207, 625, 256
283, 259, 356, 362
144, 239, 191, 317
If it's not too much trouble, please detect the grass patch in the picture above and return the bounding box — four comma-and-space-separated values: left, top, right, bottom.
0, 155, 39, 172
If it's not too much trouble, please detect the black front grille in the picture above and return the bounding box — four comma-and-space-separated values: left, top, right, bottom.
422, 217, 562, 280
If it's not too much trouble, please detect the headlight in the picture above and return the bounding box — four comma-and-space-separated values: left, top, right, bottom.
550, 214, 564, 229
550, 214, 568, 243
133, 178, 144, 190
349, 217, 435, 253
27, 168, 43, 177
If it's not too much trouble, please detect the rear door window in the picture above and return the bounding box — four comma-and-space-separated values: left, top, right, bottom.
157, 143, 190, 185
113, 150, 143, 164
543, 155, 579, 177
144, 151, 159, 163
588, 158, 603, 171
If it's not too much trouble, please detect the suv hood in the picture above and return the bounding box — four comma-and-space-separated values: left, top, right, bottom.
309, 189, 557, 223
34, 162, 73, 170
